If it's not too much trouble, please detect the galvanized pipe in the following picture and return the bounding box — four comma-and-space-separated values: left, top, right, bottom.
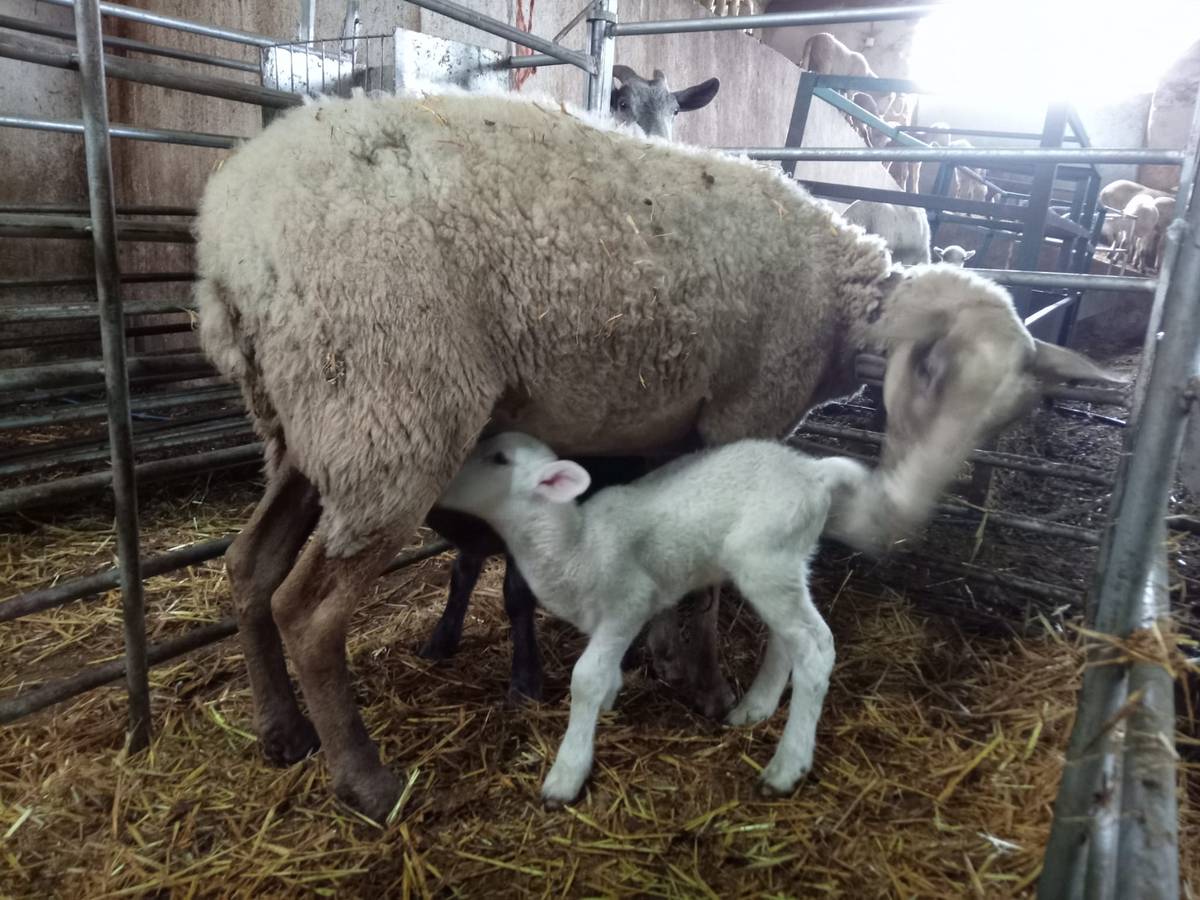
73, 0, 150, 751
0, 296, 196, 322
969, 268, 1157, 294
0, 113, 240, 149
0, 319, 194, 352
0, 353, 211, 393
39, 0, 276, 47
0, 541, 450, 722
613, 4, 936, 35
0, 212, 195, 242
0, 443, 263, 515
725, 146, 1185, 165
0, 12, 259, 71
0, 386, 239, 432
0, 30, 301, 109
0, 372, 222, 410
585, 0, 616, 114
0, 201, 195, 216
505, 51, 565, 68
405, 0, 596, 73
936, 502, 1100, 546
0, 272, 194, 289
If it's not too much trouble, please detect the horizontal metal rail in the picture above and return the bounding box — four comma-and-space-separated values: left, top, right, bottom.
0, 373, 223, 409
0, 352, 211, 392
0, 539, 451, 722
37, 0, 276, 47
0, 386, 239, 432
613, 4, 936, 35
0, 212, 194, 242
0, 296, 196, 322
902, 554, 1083, 606
803, 179, 1023, 222
0, 113, 240, 149
0, 320, 194, 352
0, 442, 263, 515
505, 51, 563, 68
727, 146, 1185, 165
798, 420, 1114, 486
0, 30, 300, 109
405, 0, 595, 73
0, 202, 195, 216
937, 501, 1100, 546
0, 272, 194, 289
970, 269, 1157, 293
0, 12, 259, 71
899, 124, 1085, 145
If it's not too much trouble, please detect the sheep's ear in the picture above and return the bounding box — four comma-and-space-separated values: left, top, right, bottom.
964, 249, 976, 260
675, 77, 720, 111
932, 246, 944, 260
1031, 339, 1127, 385
612, 65, 639, 85
533, 461, 591, 503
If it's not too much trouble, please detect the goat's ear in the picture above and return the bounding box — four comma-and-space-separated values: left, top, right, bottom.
533, 461, 591, 503
675, 77, 720, 111
1031, 339, 1127, 385
612, 65, 637, 84
964, 250, 976, 260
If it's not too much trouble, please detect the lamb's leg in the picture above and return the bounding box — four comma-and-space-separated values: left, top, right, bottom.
725, 631, 790, 726
225, 458, 321, 766
503, 556, 543, 703
741, 575, 835, 796
419, 551, 485, 660
271, 534, 405, 821
645, 587, 736, 719
542, 621, 638, 808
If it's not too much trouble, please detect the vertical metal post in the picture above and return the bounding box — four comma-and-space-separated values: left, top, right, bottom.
585, 0, 615, 115
298, 0, 317, 42
73, 0, 151, 750
781, 71, 818, 179
1012, 103, 1068, 318
1038, 96, 1200, 899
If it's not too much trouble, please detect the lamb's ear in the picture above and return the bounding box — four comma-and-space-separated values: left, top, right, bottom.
675, 77, 720, 111
612, 65, 639, 85
964, 250, 976, 260
1031, 339, 1127, 385
932, 246, 944, 260
533, 461, 591, 503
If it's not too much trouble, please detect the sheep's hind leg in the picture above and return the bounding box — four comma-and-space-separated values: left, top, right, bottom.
503, 557, 543, 703
542, 620, 639, 808
271, 534, 407, 822
225, 457, 321, 766
419, 551, 485, 660
725, 631, 790, 727
736, 570, 834, 796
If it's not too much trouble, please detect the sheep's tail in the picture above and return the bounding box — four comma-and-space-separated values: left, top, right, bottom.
815, 455, 870, 496
196, 277, 286, 476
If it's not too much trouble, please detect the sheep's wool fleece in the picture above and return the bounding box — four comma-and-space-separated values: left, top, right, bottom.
196, 91, 891, 555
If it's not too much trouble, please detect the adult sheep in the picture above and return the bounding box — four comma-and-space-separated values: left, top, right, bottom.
196, 91, 1117, 820
841, 199, 932, 265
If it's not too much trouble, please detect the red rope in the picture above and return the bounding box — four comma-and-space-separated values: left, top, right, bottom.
513, 0, 537, 90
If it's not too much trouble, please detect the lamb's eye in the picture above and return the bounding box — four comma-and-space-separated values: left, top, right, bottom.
490, 451, 509, 465
618, 99, 630, 111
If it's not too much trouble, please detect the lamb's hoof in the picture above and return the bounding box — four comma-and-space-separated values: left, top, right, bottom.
757, 760, 811, 798
690, 679, 737, 721
507, 673, 544, 705
725, 698, 776, 727
259, 717, 320, 767
335, 767, 402, 824
540, 768, 585, 809
417, 636, 456, 661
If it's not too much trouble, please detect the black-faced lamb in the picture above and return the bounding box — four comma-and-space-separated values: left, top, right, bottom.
610, 65, 720, 140
197, 91, 1118, 819
437, 432, 867, 805
842, 199, 932, 265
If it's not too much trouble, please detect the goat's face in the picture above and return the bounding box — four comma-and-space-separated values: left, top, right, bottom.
610, 66, 720, 140
838, 267, 1123, 553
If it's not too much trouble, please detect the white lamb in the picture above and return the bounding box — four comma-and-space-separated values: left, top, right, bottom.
841, 199, 931, 265
437, 432, 869, 806
933, 245, 975, 267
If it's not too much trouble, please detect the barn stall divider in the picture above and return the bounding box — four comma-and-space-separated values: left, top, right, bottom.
0, 1, 1197, 896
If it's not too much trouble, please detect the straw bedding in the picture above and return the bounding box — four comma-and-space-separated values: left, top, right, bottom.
2, 474, 1197, 898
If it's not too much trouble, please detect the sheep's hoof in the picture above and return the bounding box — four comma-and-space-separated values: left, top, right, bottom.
335, 767, 402, 824
541, 769, 585, 809
691, 678, 737, 722
507, 672, 544, 705
757, 761, 813, 798
725, 698, 776, 727
417, 635, 458, 661
258, 716, 320, 767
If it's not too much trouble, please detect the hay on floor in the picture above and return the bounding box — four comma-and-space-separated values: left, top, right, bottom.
1, 481, 1198, 898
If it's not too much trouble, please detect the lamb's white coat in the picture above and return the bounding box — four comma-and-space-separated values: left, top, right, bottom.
439, 432, 868, 804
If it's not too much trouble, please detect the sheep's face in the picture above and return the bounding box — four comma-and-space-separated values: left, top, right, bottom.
610, 66, 720, 140
841, 267, 1123, 554
438, 433, 590, 522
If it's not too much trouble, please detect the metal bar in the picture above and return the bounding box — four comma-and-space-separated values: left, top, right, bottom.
73, 0, 150, 751
1039, 98, 1200, 899
967, 268, 1157, 293
0, 212, 195, 242
0, 537, 234, 622
39, 0, 276, 47
1012, 104, 1069, 317
0, 272, 194, 289
0, 443, 263, 515
0, 12, 259, 72
405, 0, 596, 73
612, 4, 936, 35
0, 353, 212, 393
724, 146, 1185, 165
812, 87, 927, 150
0, 201, 195, 216
505, 51, 565, 68
0, 387, 240, 432
797, 421, 1113, 486
780, 71, 817, 179
0, 297, 196, 322
0, 319, 194, 352
936, 502, 1100, 546
297, 0, 316, 42
0, 372, 223, 410
899, 125, 1085, 144
0, 113, 239, 149
802, 179, 1020, 220
901, 554, 1083, 606
1023, 295, 1077, 330
0, 31, 301, 109
0, 540, 450, 723
585, 0, 616, 114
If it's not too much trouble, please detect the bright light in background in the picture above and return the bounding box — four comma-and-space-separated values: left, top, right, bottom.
910, 0, 1200, 107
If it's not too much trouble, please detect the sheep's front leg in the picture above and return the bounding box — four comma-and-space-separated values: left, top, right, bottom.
542, 622, 638, 808
503, 557, 543, 703
419, 551, 485, 660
